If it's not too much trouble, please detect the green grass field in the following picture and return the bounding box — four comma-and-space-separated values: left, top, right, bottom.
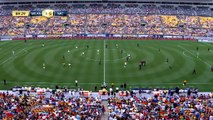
0, 39, 212, 91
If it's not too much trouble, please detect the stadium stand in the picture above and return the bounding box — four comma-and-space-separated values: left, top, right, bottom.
0, 90, 104, 119
0, 88, 212, 119
108, 92, 213, 119
0, 4, 212, 38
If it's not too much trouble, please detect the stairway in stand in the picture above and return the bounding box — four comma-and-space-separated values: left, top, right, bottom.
101, 101, 109, 120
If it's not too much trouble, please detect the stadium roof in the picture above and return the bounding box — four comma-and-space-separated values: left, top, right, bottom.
0, 0, 212, 3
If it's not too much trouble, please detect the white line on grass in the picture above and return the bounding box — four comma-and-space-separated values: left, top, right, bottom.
182, 51, 191, 58
83, 49, 134, 62
3, 81, 213, 85
85, 55, 129, 62
103, 39, 106, 86
0, 49, 28, 66
178, 45, 211, 68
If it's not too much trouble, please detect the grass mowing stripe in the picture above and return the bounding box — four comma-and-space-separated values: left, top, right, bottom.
56, 40, 81, 85
85, 43, 102, 88
0, 40, 212, 91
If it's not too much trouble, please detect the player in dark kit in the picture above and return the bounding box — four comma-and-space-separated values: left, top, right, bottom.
3, 79, 6, 85
126, 54, 131, 62
139, 64, 142, 70
94, 85, 97, 91
137, 43, 139, 47
126, 56, 129, 62
121, 50, 123, 54
99, 59, 101, 65
123, 83, 126, 89
192, 69, 196, 74
166, 58, 168, 63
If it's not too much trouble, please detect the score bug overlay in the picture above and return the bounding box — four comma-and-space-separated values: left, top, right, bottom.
12, 9, 67, 17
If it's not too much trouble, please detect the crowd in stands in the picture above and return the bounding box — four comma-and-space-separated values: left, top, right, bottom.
108, 90, 213, 120
0, 90, 104, 120
0, 4, 212, 37
0, 88, 212, 120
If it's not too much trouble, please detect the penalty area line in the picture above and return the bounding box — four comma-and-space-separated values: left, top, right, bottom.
0, 49, 28, 66
178, 45, 211, 68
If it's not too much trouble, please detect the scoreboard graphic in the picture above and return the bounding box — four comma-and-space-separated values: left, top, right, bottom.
12, 9, 68, 17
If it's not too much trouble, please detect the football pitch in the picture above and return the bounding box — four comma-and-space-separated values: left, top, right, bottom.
0, 39, 212, 91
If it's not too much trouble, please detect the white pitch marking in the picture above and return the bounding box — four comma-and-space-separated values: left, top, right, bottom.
3, 81, 213, 85
178, 45, 211, 67
0, 49, 28, 66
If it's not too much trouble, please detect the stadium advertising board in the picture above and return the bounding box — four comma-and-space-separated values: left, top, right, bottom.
197, 37, 213, 42
138, 35, 149, 37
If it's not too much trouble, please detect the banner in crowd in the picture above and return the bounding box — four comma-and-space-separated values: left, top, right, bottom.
87, 34, 106, 37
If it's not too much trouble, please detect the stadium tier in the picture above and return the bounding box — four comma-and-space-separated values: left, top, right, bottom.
0, 89, 212, 119
0, 4, 212, 38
